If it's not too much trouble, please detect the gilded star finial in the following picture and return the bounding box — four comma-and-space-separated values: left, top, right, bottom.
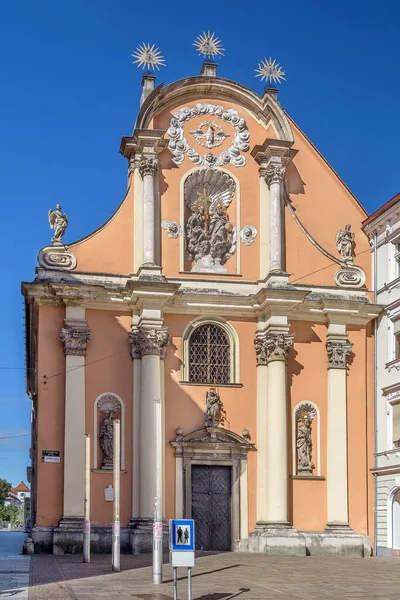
255, 57, 286, 87
193, 31, 225, 60
131, 42, 166, 72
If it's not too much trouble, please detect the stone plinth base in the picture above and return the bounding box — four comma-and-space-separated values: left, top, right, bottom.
52, 519, 130, 555
305, 533, 371, 557
238, 528, 306, 556
30, 527, 54, 553
129, 519, 169, 555
236, 529, 370, 557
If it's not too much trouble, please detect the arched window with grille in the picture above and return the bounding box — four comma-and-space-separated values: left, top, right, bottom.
188, 323, 231, 384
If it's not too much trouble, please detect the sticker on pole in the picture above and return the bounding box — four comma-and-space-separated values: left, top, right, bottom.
169, 519, 195, 551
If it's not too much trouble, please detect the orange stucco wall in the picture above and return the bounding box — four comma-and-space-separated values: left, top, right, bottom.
36, 305, 65, 527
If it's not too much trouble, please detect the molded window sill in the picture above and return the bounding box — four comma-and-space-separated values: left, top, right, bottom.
179, 381, 243, 388
92, 469, 127, 474
291, 475, 325, 480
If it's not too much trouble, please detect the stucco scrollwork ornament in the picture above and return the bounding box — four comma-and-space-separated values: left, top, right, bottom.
138, 156, 158, 178
167, 103, 250, 168
139, 327, 169, 359
295, 403, 316, 475
334, 224, 366, 289
48, 205, 68, 245
189, 121, 230, 149
38, 246, 77, 271
239, 225, 257, 246
326, 339, 352, 369
204, 387, 226, 428
98, 394, 121, 469
60, 326, 91, 356
161, 220, 182, 238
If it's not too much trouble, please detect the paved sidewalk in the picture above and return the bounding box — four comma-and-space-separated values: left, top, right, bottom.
28, 552, 400, 600
0, 531, 30, 599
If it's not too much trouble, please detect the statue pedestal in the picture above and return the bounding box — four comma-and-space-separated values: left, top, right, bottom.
191, 255, 227, 274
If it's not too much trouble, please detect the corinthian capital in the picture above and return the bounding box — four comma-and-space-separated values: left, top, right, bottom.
128, 329, 141, 359
139, 156, 158, 178
128, 327, 169, 359
60, 326, 91, 356
326, 339, 352, 369
265, 164, 286, 187
254, 330, 294, 364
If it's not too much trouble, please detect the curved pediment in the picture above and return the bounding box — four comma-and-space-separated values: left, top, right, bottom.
171, 426, 254, 449
136, 76, 294, 143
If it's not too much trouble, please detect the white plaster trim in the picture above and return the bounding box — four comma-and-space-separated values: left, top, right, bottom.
181, 316, 240, 384
93, 393, 125, 471
179, 166, 241, 274
291, 400, 321, 476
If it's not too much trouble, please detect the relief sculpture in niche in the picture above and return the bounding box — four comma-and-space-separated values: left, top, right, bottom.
98, 394, 121, 470
295, 403, 316, 475
185, 168, 236, 273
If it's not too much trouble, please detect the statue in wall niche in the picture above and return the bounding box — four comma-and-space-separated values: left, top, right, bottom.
204, 387, 226, 428
296, 406, 316, 475
186, 204, 210, 261
48, 205, 68, 245
185, 193, 236, 273
336, 224, 355, 265
209, 203, 235, 265
99, 412, 114, 469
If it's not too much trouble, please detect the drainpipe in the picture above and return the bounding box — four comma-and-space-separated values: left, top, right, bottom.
373, 231, 378, 557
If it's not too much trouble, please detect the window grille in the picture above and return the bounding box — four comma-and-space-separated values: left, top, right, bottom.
189, 324, 230, 384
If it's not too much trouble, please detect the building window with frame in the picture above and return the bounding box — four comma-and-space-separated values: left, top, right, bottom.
395, 333, 400, 361
188, 324, 231, 384
392, 403, 400, 448
394, 242, 400, 280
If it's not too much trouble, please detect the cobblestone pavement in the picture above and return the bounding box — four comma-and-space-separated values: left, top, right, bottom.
0, 531, 29, 599
28, 551, 400, 600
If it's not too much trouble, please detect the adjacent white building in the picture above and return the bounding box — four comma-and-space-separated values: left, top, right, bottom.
363, 193, 400, 557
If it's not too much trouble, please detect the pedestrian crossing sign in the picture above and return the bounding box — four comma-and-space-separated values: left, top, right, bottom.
169, 519, 195, 551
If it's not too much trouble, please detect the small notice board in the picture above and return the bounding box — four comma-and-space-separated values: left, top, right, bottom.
42, 450, 60, 463
170, 519, 195, 551
169, 519, 195, 568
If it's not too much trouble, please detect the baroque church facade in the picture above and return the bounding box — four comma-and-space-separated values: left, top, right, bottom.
23, 58, 380, 555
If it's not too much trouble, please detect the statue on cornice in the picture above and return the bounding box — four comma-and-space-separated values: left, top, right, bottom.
205, 387, 226, 428
336, 224, 355, 265
209, 203, 234, 265
186, 205, 210, 261
48, 205, 68, 245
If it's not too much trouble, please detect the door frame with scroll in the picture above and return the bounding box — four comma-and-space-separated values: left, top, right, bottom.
171, 426, 254, 551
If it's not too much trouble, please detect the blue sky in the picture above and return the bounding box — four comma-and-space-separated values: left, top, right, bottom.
0, 0, 399, 486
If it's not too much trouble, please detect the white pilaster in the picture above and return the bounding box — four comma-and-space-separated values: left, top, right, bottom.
254, 326, 268, 524
266, 169, 285, 272
326, 323, 353, 531
129, 327, 141, 520
175, 453, 184, 519
240, 457, 249, 539
255, 321, 294, 528
139, 158, 158, 265
60, 306, 91, 519
136, 327, 169, 520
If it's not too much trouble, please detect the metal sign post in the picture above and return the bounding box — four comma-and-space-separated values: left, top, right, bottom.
112, 419, 121, 572
83, 434, 91, 563
153, 497, 163, 584
169, 519, 195, 600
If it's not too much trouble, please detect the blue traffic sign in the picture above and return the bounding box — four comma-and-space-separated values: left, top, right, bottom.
169, 519, 195, 551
